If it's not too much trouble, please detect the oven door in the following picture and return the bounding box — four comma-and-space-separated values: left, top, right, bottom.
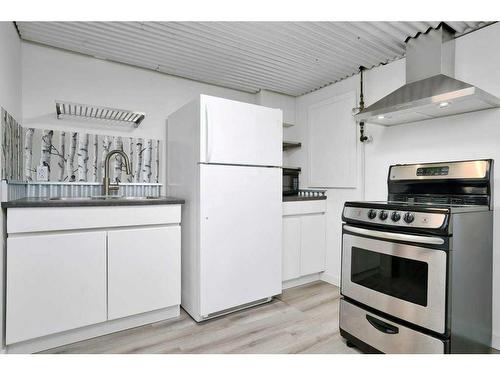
341, 225, 447, 334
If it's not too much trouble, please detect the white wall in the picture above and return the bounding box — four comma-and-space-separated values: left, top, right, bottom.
256, 89, 296, 125
0, 21, 22, 353
21, 42, 256, 186
0, 22, 22, 119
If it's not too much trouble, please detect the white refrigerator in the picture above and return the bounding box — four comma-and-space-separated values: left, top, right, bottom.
167, 95, 283, 322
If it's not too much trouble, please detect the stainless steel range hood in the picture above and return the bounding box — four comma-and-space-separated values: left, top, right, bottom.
355, 24, 500, 126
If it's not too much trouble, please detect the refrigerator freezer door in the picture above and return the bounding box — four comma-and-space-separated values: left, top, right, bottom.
200, 95, 282, 167
199, 164, 282, 317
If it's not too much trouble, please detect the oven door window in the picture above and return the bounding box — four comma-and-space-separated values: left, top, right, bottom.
351, 247, 428, 306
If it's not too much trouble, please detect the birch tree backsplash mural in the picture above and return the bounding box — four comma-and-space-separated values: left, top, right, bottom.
25, 129, 161, 183
1, 108, 23, 181
1, 110, 162, 184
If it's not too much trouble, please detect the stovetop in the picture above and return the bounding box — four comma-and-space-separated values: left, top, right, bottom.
342, 160, 493, 232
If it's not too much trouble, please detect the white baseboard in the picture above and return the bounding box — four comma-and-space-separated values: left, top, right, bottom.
492, 333, 500, 350
282, 273, 321, 289
5, 305, 180, 354
282, 272, 340, 290
320, 272, 340, 287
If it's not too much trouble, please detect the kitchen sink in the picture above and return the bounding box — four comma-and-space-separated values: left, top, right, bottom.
120, 196, 162, 200
92, 196, 162, 200
48, 196, 162, 201
48, 197, 94, 201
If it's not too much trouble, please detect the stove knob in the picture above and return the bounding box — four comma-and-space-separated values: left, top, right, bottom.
367, 209, 377, 219
379, 210, 388, 220
391, 212, 401, 222
403, 212, 415, 224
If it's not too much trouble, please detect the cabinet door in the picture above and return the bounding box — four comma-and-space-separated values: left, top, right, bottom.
300, 214, 327, 275
6, 231, 107, 344
308, 92, 357, 188
107, 226, 181, 320
282, 216, 301, 281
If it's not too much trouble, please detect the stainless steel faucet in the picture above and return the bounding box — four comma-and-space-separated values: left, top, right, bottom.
103, 149, 131, 196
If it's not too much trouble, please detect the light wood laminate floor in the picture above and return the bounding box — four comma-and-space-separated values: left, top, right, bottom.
43, 281, 360, 354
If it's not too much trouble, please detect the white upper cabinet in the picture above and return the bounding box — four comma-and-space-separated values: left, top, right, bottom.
308, 91, 357, 188
200, 95, 283, 167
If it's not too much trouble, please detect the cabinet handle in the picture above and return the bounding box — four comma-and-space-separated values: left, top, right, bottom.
344, 225, 444, 245
366, 314, 399, 335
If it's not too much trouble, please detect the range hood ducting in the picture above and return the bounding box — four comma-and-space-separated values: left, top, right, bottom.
355, 24, 500, 126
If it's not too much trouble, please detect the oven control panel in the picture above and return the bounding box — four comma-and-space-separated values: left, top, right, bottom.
342, 206, 447, 229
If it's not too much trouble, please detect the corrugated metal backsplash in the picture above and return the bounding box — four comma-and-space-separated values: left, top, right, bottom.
3, 181, 162, 201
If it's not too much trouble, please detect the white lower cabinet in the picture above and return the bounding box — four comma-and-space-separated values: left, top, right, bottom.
108, 226, 181, 320
282, 217, 301, 280
6, 231, 107, 344
282, 200, 327, 282
5, 205, 182, 347
300, 214, 327, 275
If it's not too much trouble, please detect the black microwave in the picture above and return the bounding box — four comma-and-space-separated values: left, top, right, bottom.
283, 167, 300, 196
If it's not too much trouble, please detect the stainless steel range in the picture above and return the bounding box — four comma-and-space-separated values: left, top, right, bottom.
339, 159, 493, 354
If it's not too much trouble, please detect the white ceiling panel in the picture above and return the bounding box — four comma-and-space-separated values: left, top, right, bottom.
16, 21, 490, 96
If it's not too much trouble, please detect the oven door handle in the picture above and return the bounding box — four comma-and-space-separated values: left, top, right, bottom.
343, 225, 445, 245
366, 315, 399, 335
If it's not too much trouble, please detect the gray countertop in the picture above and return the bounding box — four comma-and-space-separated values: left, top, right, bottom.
283, 195, 327, 202
1, 196, 185, 208
3, 194, 325, 207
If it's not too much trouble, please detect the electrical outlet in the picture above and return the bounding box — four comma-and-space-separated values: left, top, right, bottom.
36, 165, 49, 181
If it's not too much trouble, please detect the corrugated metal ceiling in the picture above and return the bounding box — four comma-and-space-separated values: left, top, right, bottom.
16, 21, 489, 96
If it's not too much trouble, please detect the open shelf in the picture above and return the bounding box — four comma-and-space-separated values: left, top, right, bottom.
283, 141, 302, 151
55, 100, 145, 128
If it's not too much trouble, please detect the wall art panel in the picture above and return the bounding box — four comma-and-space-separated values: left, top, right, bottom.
1, 108, 23, 181
23, 129, 161, 183
1, 107, 161, 183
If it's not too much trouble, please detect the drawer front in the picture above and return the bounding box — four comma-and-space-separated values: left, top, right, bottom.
282, 200, 326, 216
7, 205, 182, 233
340, 299, 445, 354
